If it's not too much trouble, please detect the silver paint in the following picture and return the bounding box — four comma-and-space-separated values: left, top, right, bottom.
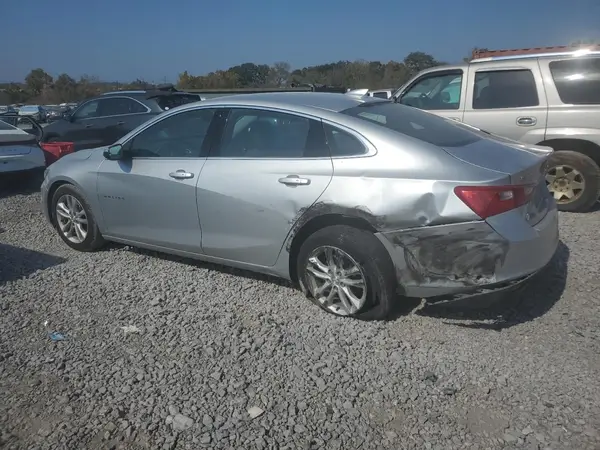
41, 92, 559, 301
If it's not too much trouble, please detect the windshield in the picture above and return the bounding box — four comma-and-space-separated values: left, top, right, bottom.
341, 102, 481, 148
154, 94, 202, 111
20, 106, 38, 112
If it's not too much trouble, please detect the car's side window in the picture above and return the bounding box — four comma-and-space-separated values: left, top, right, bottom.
126, 108, 216, 158
323, 123, 366, 157
73, 100, 100, 120
472, 69, 539, 109
217, 108, 328, 158
400, 72, 463, 110
99, 97, 148, 116
549, 57, 600, 105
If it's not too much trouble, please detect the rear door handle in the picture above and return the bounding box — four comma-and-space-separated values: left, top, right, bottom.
278, 175, 311, 186
169, 169, 194, 180
116, 121, 125, 125
85, 124, 93, 128
517, 116, 537, 126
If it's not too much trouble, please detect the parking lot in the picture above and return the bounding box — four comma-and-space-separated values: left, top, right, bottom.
1, 182, 600, 449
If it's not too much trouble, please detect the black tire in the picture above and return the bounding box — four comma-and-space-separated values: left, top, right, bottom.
296, 225, 397, 320
546, 151, 600, 213
51, 184, 105, 251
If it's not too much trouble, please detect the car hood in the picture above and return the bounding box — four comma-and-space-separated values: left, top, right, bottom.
62, 146, 105, 162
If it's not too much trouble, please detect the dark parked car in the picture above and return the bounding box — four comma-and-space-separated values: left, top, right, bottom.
42, 85, 202, 151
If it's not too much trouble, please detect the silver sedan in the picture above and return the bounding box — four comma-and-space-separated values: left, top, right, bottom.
41, 93, 559, 320
0, 118, 46, 174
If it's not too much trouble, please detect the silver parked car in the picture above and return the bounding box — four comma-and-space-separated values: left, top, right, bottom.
41, 93, 559, 320
18, 105, 46, 122
0, 118, 46, 175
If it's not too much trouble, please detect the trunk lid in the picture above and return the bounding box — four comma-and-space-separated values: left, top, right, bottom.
442, 137, 553, 225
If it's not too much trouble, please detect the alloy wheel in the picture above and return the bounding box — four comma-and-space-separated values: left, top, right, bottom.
304, 246, 367, 316
56, 194, 88, 244
545, 164, 585, 204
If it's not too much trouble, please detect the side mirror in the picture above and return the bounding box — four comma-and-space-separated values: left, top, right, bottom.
104, 144, 124, 160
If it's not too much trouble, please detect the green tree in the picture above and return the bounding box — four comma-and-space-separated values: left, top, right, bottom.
403, 52, 442, 75
229, 63, 271, 87
25, 68, 53, 97
267, 62, 291, 87
7, 50, 444, 102
53, 74, 78, 102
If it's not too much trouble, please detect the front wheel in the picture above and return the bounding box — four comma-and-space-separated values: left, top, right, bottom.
545, 151, 600, 212
51, 184, 105, 251
297, 225, 397, 320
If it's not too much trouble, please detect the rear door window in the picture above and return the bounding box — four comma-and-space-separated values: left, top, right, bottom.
472, 70, 539, 109
154, 94, 202, 110
549, 58, 600, 105
99, 97, 147, 116
217, 108, 328, 158
341, 102, 481, 148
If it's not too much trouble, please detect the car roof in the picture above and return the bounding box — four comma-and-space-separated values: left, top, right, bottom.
196, 92, 388, 113
100, 91, 149, 97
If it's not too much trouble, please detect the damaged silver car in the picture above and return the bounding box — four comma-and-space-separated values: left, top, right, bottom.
41, 92, 559, 320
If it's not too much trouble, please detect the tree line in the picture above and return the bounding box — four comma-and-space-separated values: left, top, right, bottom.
0, 51, 449, 105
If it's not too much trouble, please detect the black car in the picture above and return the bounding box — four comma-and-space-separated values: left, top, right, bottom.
42, 85, 202, 151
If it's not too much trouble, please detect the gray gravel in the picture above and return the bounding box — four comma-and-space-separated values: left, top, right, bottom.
1, 184, 599, 450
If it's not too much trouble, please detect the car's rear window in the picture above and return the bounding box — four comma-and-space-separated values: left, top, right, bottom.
154, 94, 202, 111
341, 102, 481, 148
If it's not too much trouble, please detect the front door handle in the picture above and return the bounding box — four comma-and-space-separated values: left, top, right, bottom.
278, 175, 311, 186
116, 121, 125, 125
85, 124, 93, 128
517, 116, 537, 126
169, 169, 194, 180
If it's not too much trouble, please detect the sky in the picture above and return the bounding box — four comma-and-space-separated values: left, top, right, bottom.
1, 0, 599, 83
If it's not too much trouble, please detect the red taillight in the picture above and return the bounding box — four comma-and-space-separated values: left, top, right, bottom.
454, 184, 535, 219
40, 142, 75, 166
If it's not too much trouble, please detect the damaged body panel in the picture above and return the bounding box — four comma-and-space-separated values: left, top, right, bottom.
376, 201, 558, 299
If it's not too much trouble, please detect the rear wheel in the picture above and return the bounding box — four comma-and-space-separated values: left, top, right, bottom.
545, 151, 600, 212
297, 225, 397, 320
51, 184, 105, 251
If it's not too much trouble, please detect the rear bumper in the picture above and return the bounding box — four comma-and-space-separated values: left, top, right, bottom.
375, 203, 559, 299
0, 153, 46, 173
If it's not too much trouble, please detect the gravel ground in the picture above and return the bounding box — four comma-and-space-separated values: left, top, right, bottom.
1, 181, 599, 450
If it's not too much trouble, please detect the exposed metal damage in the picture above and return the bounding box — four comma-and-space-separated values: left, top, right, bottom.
386, 222, 509, 289
286, 195, 510, 294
